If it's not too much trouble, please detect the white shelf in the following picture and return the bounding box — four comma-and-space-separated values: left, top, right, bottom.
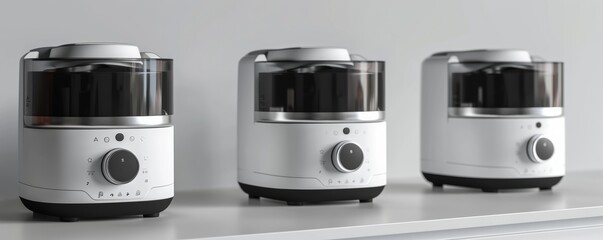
2, 171, 603, 240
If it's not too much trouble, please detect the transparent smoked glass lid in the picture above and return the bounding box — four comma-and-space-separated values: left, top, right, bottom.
448, 62, 563, 117
255, 61, 384, 113
23, 58, 173, 118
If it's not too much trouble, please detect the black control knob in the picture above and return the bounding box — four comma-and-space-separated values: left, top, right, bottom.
527, 135, 555, 163
331, 141, 364, 173
101, 148, 139, 185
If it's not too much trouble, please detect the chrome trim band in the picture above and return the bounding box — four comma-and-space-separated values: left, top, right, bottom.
255, 111, 384, 123
24, 115, 172, 128
448, 107, 563, 118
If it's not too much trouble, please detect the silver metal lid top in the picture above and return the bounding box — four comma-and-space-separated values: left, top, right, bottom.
266, 48, 352, 61
435, 49, 533, 63
25, 43, 161, 59
49, 43, 141, 59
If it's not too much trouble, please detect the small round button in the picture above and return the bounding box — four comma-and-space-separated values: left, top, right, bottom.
343, 127, 350, 135
527, 135, 555, 163
115, 133, 124, 142
331, 141, 364, 173
101, 148, 139, 185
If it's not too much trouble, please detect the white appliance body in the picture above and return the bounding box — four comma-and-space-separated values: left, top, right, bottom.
19, 127, 174, 203
238, 122, 387, 190
421, 50, 565, 191
18, 43, 174, 221
237, 48, 386, 204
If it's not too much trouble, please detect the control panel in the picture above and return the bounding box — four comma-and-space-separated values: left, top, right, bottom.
84, 131, 163, 201
315, 125, 385, 187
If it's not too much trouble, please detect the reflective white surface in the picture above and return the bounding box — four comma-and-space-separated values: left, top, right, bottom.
1, 171, 603, 240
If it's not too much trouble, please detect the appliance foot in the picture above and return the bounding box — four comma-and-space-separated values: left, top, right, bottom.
143, 213, 160, 218
432, 183, 444, 188
287, 201, 305, 206
360, 199, 373, 203
59, 217, 79, 222
540, 187, 552, 191
248, 195, 260, 199
482, 189, 499, 193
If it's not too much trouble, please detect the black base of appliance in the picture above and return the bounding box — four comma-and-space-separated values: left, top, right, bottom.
422, 172, 563, 193
20, 197, 173, 222
239, 182, 384, 206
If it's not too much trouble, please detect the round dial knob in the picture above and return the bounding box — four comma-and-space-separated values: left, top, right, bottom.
101, 148, 140, 185
331, 141, 364, 173
527, 135, 555, 163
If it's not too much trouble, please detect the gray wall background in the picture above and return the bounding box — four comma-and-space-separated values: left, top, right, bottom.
0, 0, 600, 197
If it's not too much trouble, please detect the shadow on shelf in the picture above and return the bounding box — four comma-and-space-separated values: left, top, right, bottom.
0, 198, 167, 223
0, 198, 31, 222
384, 180, 555, 195
173, 189, 384, 208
